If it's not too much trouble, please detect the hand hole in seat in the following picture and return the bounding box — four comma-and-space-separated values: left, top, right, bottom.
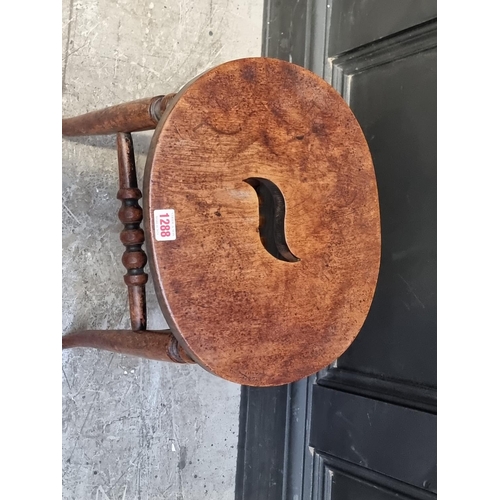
244, 177, 300, 263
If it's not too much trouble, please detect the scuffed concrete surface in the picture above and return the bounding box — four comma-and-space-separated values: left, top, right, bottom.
62, 1, 263, 499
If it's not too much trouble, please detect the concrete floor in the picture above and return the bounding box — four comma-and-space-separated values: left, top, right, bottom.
62, 1, 263, 499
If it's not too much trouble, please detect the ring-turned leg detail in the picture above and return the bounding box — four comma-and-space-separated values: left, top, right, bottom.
117, 132, 148, 332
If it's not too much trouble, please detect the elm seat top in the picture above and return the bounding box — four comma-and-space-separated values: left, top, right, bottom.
143, 57, 380, 386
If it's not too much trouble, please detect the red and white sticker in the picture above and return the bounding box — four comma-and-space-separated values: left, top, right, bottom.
154, 209, 176, 241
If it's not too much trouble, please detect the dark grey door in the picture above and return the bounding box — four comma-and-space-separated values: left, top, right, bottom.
237, 2, 437, 499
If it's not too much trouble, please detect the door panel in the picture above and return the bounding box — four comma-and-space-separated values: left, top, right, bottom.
321, 454, 436, 500
329, 0, 437, 55
324, 20, 437, 405
310, 387, 437, 493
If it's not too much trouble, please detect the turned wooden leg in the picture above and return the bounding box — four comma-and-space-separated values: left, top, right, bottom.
117, 132, 148, 332
62, 330, 194, 363
62, 93, 175, 136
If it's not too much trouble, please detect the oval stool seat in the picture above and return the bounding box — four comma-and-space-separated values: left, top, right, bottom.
143, 57, 380, 386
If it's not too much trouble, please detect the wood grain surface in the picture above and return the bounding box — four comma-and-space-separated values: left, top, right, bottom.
143, 57, 380, 386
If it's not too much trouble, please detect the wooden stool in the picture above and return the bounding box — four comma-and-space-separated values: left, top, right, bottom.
62, 57, 380, 387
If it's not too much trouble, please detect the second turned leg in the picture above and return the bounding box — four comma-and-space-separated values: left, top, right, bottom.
116, 132, 148, 332
62, 93, 175, 136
